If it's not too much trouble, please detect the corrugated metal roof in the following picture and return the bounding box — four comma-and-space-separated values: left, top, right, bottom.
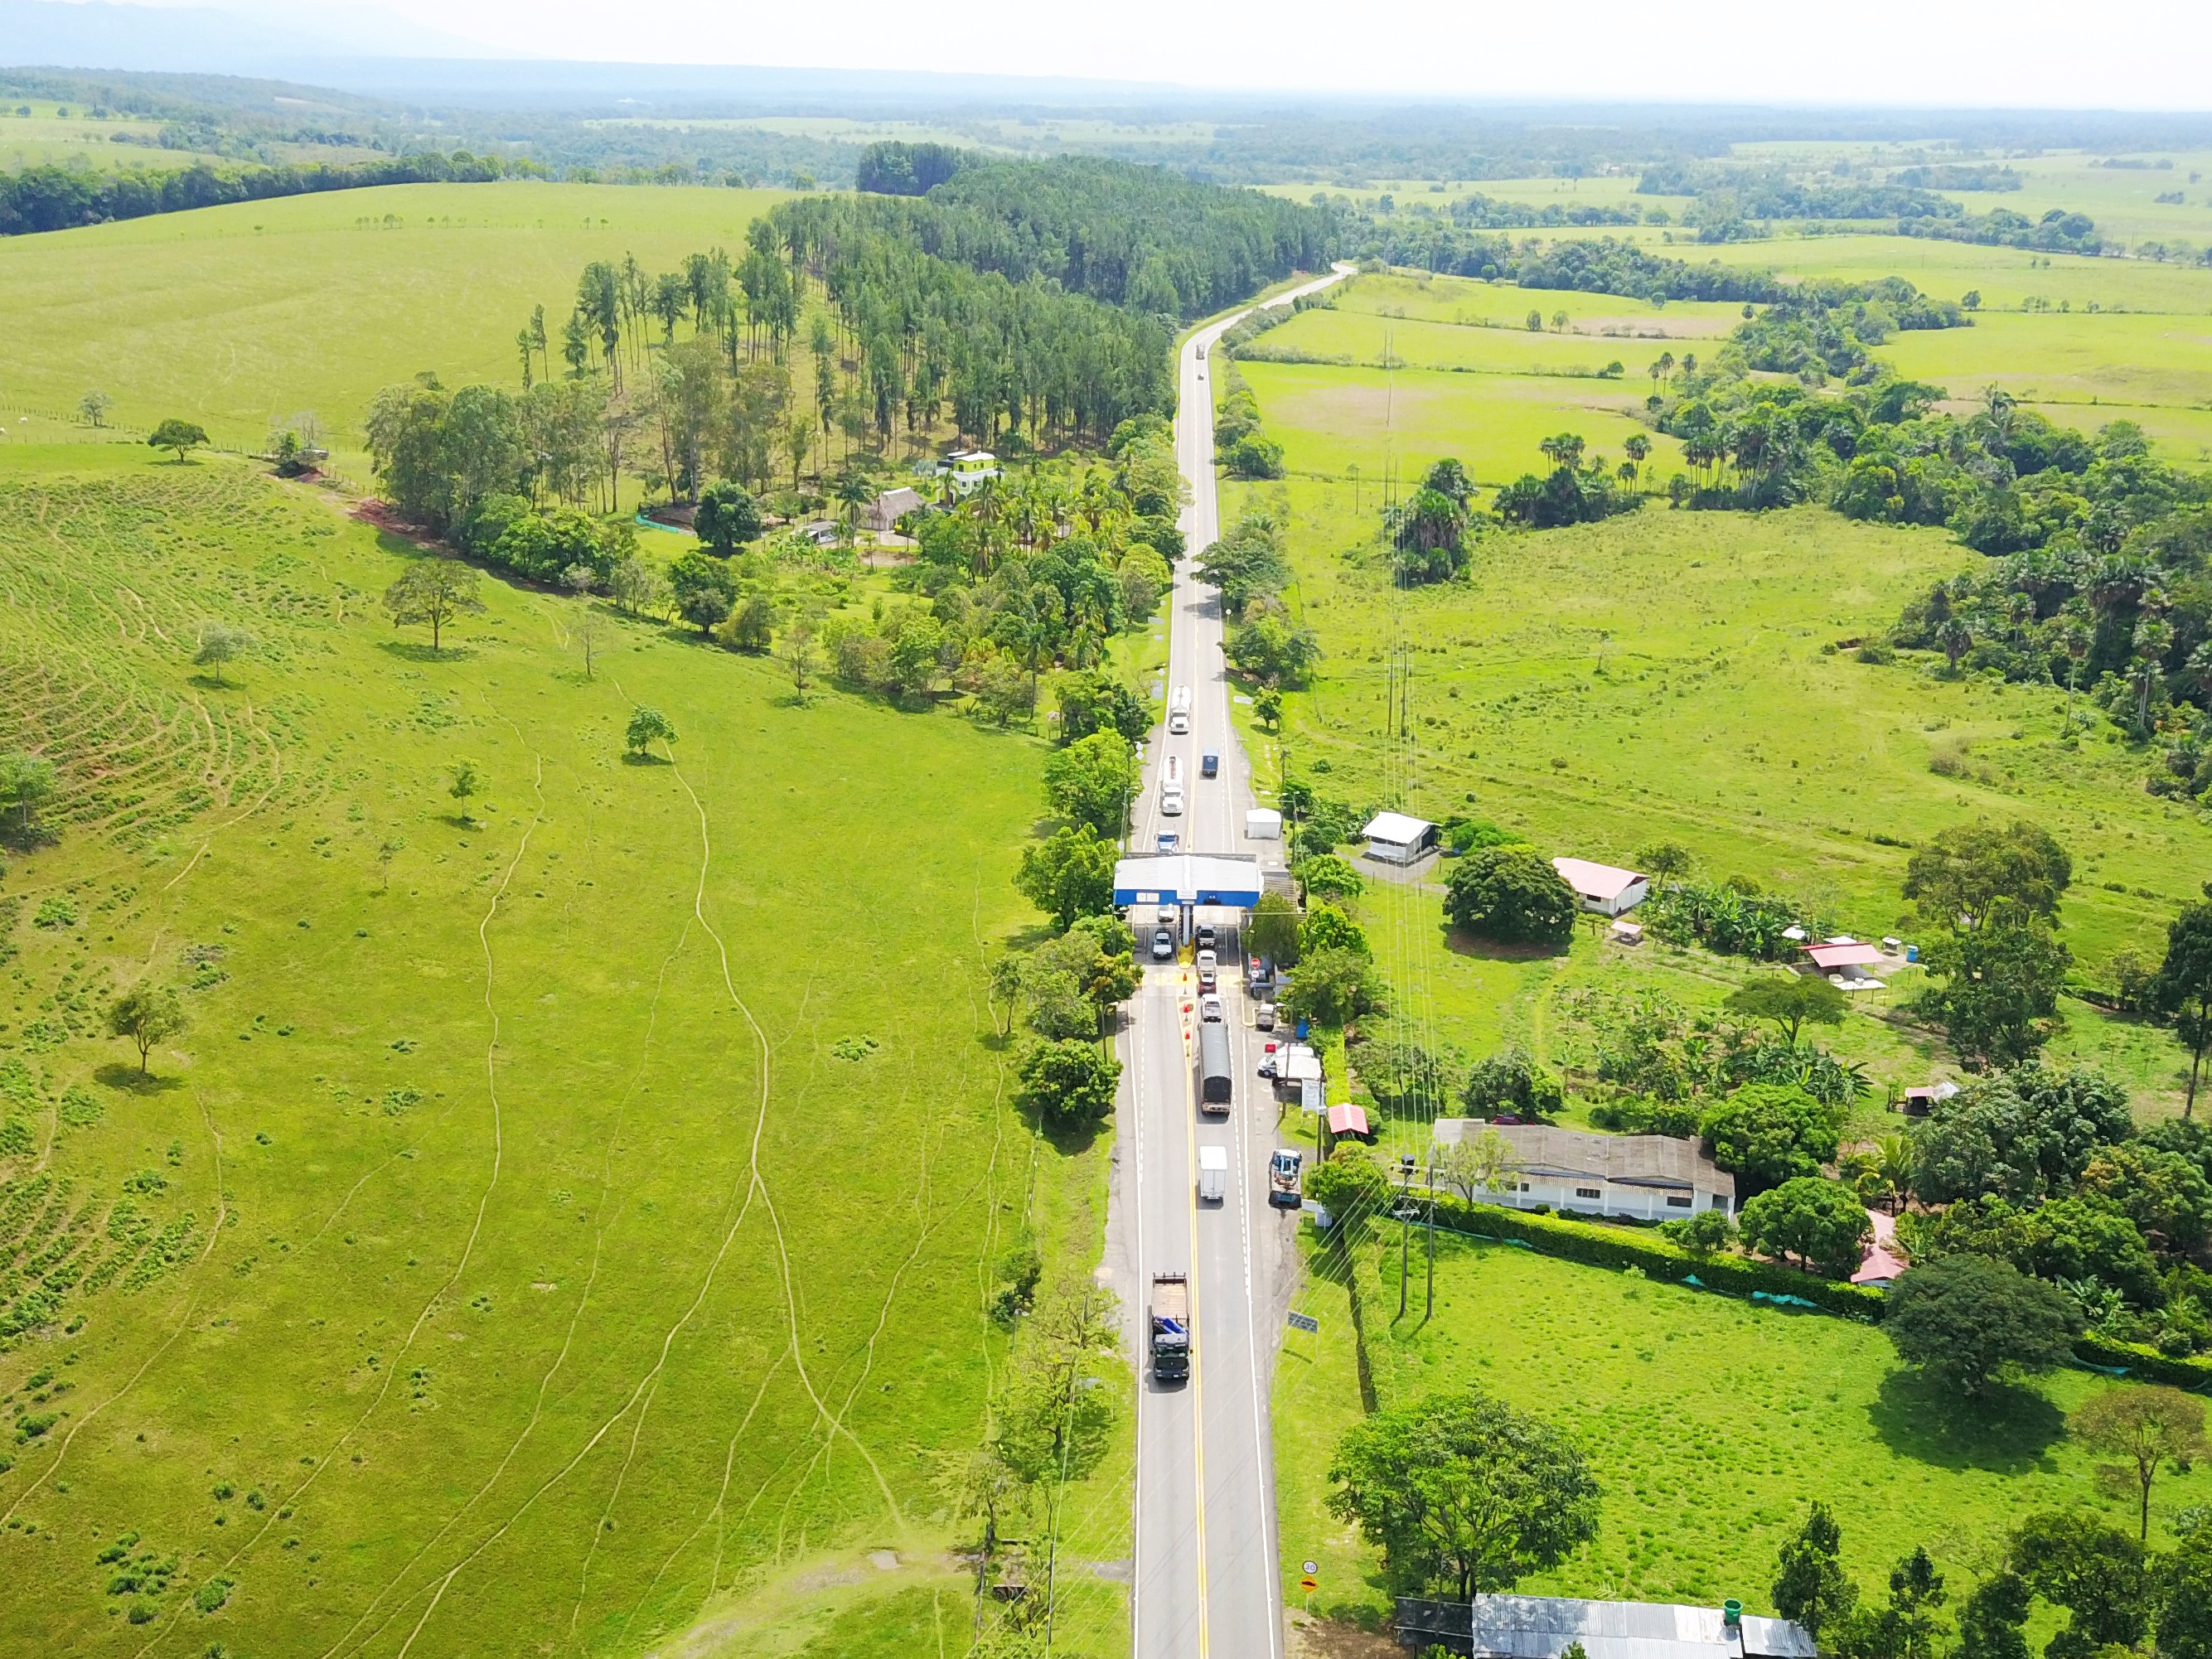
1551, 857, 1646, 902
1430, 1123, 1734, 1199
1463, 1594, 1816, 1659
1363, 811, 1436, 844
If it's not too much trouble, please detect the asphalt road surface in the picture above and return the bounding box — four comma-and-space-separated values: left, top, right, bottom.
1117, 264, 1354, 1659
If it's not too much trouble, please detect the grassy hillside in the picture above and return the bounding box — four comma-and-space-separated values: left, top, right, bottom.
1277, 1236, 2212, 1625
0, 443, 1115, 1657
0, 181, 789, 467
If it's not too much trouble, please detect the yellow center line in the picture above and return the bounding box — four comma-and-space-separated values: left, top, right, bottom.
1182, 975, 1210, 1659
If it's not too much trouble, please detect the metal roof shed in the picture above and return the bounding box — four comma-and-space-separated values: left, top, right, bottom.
1396, 1594, 1816, 1659
1363, 811, 1439, 864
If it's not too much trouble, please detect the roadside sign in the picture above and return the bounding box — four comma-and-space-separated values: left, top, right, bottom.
1299, 1575, 1318, 1594
1285, 1310, 1319, 1334
1302, 1560, 1319, 1576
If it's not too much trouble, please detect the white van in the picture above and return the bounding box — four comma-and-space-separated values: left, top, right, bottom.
1198, 1144, 1229, 1203
1168, 686, 1193, 735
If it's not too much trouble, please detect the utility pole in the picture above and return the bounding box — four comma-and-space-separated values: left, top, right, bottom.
1425, 1158, 1436, 1319
1397, 1156, 1412, 1318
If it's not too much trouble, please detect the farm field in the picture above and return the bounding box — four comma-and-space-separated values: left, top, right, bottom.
1275, 1236, 2210, 1627
0, 443, 1121, 1657
1233, 363, 1678, 489
0, 181, 790, 468
1215, 472, 2205, 1106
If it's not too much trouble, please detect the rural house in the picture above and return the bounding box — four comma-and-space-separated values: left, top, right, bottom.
864, 486, 923, 533
1551, 857, 1649, 916
1432, 1121, 1735, 1219
937, 449, 1000, 496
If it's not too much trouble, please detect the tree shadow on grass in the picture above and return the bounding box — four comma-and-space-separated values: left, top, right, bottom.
1866, 1366, 2065, 1474
377, 639, 472, 665
94, 1063, 188, 1096
1441, 925, 1569, 963
620, 750, 672, 767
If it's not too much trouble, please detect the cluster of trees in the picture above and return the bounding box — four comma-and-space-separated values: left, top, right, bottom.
1568, 981, 1869, 1116
1198, 515, 1324, 689
854, 140, 970, 196
1876, 436, 2212, 759
1346, 225, 1790, 304
1493, 431, 1643, 530
1767, 1497, 2212, 1659
1213, 373, 1285, 480
1386, 457, 1479, 580
0, 148, 518, 236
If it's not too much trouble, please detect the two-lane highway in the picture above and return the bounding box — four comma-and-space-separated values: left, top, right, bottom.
1121, 264, 1353, 1659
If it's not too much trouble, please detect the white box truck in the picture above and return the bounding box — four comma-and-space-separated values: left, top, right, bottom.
1160, 753, 1185, 816
1198, 1144, 1228, 1202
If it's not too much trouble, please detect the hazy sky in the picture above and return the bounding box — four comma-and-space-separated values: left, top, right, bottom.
283, 0, 2212, 109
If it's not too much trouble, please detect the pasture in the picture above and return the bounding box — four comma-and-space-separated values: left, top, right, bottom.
1275, 1236, 2211, 1625
0, 444, 1118, 1657
0, 181, 789, 467
1218, 470, 2204, 1105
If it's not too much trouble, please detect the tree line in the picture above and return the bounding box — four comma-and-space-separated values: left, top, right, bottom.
0, 148, 525, 237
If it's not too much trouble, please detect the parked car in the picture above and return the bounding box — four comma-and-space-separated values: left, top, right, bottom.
1200, 995, 1224, 1023
1255, 1002, 1276, 1032
1268, 1148, 1303, 1207
1150, 928, 1175, 961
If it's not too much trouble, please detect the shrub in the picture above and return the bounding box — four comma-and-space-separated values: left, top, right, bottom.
1461, 1047, 1564, 1120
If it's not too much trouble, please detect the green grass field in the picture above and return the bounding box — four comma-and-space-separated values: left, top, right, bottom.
0, 443, 1121, 1657
1276, 1235, 2212, 1627
1220, 477, 2202, 1110
0, 182, 789, 468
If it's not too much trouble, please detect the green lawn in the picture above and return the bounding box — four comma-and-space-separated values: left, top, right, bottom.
0, 181, 790, 467
0, 445, 1119, 1657
1277, 1236, 2212, 1625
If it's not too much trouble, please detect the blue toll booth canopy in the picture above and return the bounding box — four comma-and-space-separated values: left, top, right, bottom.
1112, 853, 1266, 910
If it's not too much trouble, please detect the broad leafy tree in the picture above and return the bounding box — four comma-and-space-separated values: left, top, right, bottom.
147, 418, 208, 462
1724, 974, 1847, 1047
1018, 1038, 1120, 1131
1326, 1386, 1600, 1599
2069, 1385, 2207, 1541
382, 563, 486, 655
1884, 1254, 2081, 1396
1903, 819, 2072, 931
1460, 1047, 1564, 1120
695, 480, 763, 553
1443, 845, 1577, 946
109, 984, 186, 1076
1296, 854, 1364, 904
1041, 732, 1136, 837
1054, 670, 1149, 745
1014, 825, 1118, 930
192, 621, 250, 687
1283, 946, 1387, 1029
1736, 1176, 1869, 1276
0, 752, 57, 842
1699, 1084, 1843, 1195
625, 706, 677, 758
1920, 914, 2072, 1067
2007, 1511, 2150, 1655
1247, 891, 1300, 966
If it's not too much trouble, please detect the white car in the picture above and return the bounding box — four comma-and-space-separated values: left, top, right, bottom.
1200, 995, 1224, 1023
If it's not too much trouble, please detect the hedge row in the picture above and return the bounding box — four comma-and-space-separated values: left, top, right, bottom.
1425, 1192, 1890, 1320
2074, 1333, 2212, 1390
